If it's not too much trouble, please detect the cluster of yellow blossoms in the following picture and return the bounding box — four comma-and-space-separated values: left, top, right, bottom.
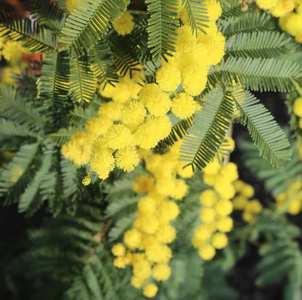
256, 0, 302, 42
276, 180, 302, 214
191, 143, 238, 260
112, 142, 192, 298
0, 36, 29, 85
233, 180, 262, 224
293, 96, 302, 128
62, 0, 226, 183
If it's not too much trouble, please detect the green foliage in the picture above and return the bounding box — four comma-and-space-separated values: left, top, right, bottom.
60, 0, 127, 56
180, 86, 233, 170
181, 0, 209, 35
240, 138, 301, 197
0, 13, 57, 52
146, 0, 180, 61
231, 87, 291, 167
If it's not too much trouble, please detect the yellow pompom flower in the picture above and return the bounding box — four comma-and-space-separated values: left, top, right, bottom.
137, 196, 157, 216
203, 157, 221, 175
82, 176, 91, 186
243, 211, 256, 224
98, 82, 116, 99
90, 148, 115, 180
155, 223, 176, 244
170, 179, 188, 200
115, 146, 140, 172
271, 0, 295, 16
134, 215, 159, 234
233, 180, 245, 193
216, 217, 233, 232
133, 175, 155, 194
198, 244, 216, 260
256, 0, 278, 9
182, 67, 208, 96
206, 0, 222, 21
191, 225, 212, 247
104, 124, 133, 149
113, 257, 127, 269
176, 161, 194, 178
200, 189, 217, 207
294, 97, 302, 117
145, 243, 172, 263
133, 258, 152, 280
121, 101, 146, 127
113, 11, 135, 35
285, 12, 302, 36
98, 101, 123, 121
2, 41, 22, 64
241, 184, 255, 198
85, 116, 112, 136
215, 199, 233, 216
143, 283, 158, 298
288, 199, 302, 215
245, 200, 263, 214
211, 232, 228, 249
220, 162, 239, 182
214, 179, 236, 200
200, 207, 216, 223
152, 264, 171, 281
171, 92, 196, 119
233, 195, 248, 210
124, 228, 142, 249
156, 63, 182, 91
157, 201, 180, 222
112, 243, 126, 256
131, 275, 146, 289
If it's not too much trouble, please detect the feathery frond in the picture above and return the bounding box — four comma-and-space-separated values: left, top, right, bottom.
39, 50, 70, 109
0, 119, 38, 139
49, 126, 79, 146
0, 13, 57, 52
180, 86, 233, 170
60, 0, 128, 57
146, 0, 180, 61
232, 87, 291, 166
181, 0, 209, 35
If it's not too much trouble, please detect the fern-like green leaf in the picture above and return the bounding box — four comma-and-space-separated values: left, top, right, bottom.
18, 141, 54, 215
181, 0, 209, 35
0, 119, 38, 139
83, 264, 103, 300
108, 214, 136, 241
70, 55, 96, 103
0, 84, 46, 129
209, 57, 302, 92
60, 0, 128, 56
49, 126, 79, 146
146, 0, 179, 61
219, 12, 274, 37
226, 31, 291, 58
180, 86, 233, 170
0, 13, 56, 52
231, 87, 291, 166
23, 0, 66, 32
164, 114, 194, 146
39, 50, 70, 109
70, 106, 98, 126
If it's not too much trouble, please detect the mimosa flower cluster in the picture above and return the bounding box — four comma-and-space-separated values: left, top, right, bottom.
62, 0, 226, 183
293, 96, 302, 128
192, 142, 238, 261
112, 142, 191, 298
232, 180, 262, 224
256, 0, 302, 42
276, 180, 302, 214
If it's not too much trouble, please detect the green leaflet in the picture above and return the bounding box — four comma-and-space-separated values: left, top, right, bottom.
232, 87, 291, 167
180, 86, 233, 170
60, 0, 128, 56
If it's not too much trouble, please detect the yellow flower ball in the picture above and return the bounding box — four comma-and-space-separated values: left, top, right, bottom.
115, 146, 140, 172
211, 232, 228, 249
90, 148, 115, 180
157, 201, 180, 222
294, 97, 302, 117
245, 200, 263, 214
113, 11, 135, 36
152, 264, 171, 281
233, 180, 245, 193
182, 67, 208, 96
203, 157, 221, 175
133, 175, 155, 194
82, 176, 91, 186
199, 189, 217, 207
271, 0, 295, 16
172, 92, 196, 119
112, 243, 126, 256
220, 162, 239, 182
98, 101, 122, 121
104, 124, 133, 149
155, 224, 176, 244
170, 179, 188, 200
215, 199, 233, 216
134, 215, 159, 234
200, 207, 216, 223
137, 196, 157, 216
206, 0, 222, 21
176, 161, 194, 178
192, 225, 212, 247
121, 100, 146, 127
156, 63, 182, 91
85, 116, 113, 136
285, 12, 302, 36
198, 244, 216, 260
124, 228, 142, 249
242, 211, 256, 224
288, 199, 302, 215
143, 283, 158, 298
233, 195, 248, 210
256, 0, 278, 9
113, 257, 127, 269
241, 184, 255, 198
133, 258, 152, 280
145, 243, 172, 264
216, 217, 233, 232
131, 275, 146, 288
